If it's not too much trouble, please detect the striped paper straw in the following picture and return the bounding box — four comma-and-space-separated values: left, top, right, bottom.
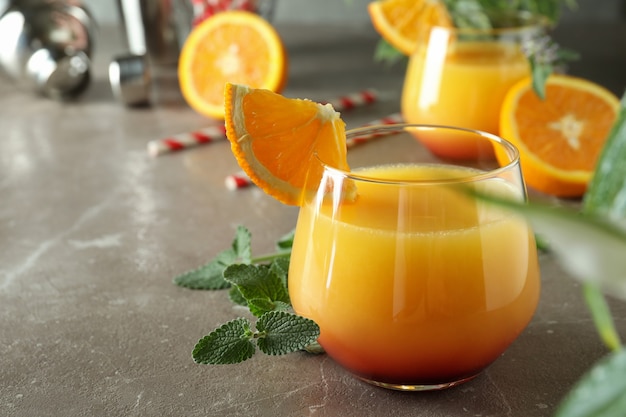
322, 89, 378, 112
224, 112, 405, 190
147, 89, 378, 157
147, 125, 226, 157
346, 112, 403, 148
224, 170, 253, 191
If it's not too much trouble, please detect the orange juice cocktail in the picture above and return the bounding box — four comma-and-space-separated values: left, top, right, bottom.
401, 17, 546, 159
288, 124, 540, 391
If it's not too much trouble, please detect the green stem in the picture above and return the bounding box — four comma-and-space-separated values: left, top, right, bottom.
583, 282, 622, 352
250, 251, 291, 264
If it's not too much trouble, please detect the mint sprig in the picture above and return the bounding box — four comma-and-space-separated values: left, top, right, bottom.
173, 226, 252, 289
524, 36, 580, 99
224, 263, 291, 317
173, 226, 293, 289
176, 226, 322, 365
193, 312, 319, 364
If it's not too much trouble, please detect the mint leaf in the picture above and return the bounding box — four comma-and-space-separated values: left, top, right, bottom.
270, 257, 290, 289
224, 264, 290, 317
173, 226, 253, 290
256, 311, 320, 356
276, 229, 295, 251
444, 0, 491, 30
192, 318, 255, 364
233, 225, 252, 264
228, 286, 247, 306
583, 94, 626, 220
373, 39, 405, 66
529, 59, 552, 100
247, 299, 291, 317
555, 349, 626, 417
173, 249, 236, 289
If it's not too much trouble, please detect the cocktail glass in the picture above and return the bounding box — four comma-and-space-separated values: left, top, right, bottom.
401, 14, 547, 159
288, 124, 540, 391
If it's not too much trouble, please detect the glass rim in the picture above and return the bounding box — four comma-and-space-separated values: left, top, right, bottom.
318, 123, 521, 186
429, 12, 551, 35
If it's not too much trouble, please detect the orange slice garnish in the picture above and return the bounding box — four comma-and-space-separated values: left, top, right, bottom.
178, 10, 288, 120
499, 74, 620, 197
224, 83, 351, 206
367, 0, 452, 56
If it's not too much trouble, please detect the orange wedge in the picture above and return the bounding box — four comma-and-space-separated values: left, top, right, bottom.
178, 11, 288, 120
499, 74, 620, 198
368, 0, 452, 56
224, 83, 350, 206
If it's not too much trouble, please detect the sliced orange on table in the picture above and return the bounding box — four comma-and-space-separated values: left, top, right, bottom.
224, 83, 351, 206
367, 0, 452, 56
499, 74, 620, 198
178, 10, 288, 120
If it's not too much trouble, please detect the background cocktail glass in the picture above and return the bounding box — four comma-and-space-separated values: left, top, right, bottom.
401, 14, 547, 159
288, 124, 541, 391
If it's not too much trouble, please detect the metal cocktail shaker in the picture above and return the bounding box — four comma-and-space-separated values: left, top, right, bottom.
0, 0, 96, 99
109, 0, 192, 106
116, 0, 192, 67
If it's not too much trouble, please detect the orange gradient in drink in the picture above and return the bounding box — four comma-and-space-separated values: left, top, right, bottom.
401, 30, 531, 158
289, 164, 540, 387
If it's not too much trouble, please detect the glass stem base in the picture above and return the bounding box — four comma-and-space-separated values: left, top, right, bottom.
358, 374, 479, 391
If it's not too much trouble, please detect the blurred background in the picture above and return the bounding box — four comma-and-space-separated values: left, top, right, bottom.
85, 0, 626, 26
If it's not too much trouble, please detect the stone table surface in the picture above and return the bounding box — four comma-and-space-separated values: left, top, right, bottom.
1, 20, 625, 417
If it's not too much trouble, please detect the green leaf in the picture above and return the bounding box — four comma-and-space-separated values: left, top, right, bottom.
583, 94, 626, 219
530, 59, 552, 100
303, 341, 326, 355
276, 229, 295, 251
468, 194, 626, 299
256, 311, 320, 356
228, 286, 247, 306
555, 349, 626, 417
192, 318, 255, 364
173, 226, 253, 290
373, 39, 406, 66
173, 249, 236, 289
247, 299, 291, 317
270, 257, 290, 289
575, 93, 626, 353
223, 264, 291, 317
444, 0, 492, 30
583, 283, 622, 351
232, 225, 252, 264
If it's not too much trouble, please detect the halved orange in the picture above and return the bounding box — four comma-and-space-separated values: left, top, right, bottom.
224, 83, 350, 206
368, 0, 452, 56
499, 74, 620, 198
178, 10, 288, 120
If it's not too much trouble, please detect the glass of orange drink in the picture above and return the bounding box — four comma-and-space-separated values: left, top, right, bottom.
401, 14, 547, 159
288, 124, 540, 391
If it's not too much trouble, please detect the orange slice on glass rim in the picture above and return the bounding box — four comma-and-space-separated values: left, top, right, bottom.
224, 83, 352, 206
367, 0, 452, 55
499, 74, 620, 197
178, 10, 288, 120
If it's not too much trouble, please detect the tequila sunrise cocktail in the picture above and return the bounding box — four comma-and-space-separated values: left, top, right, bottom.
401, 17, 546, 159
288, 124, 540, 390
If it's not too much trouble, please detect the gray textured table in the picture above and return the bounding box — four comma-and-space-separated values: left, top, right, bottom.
1, 21, 625, 417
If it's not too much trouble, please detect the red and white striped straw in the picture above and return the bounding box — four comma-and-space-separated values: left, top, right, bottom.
224, 170, 253, 191
224, 112, 405, 190
147, 125, 226, 157
322, 89, 378, 113
346, 112, 403, 148
148, 89, 378, 157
